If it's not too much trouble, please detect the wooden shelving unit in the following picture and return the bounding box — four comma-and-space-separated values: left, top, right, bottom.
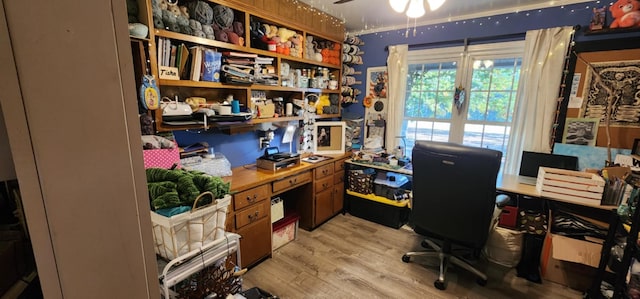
136, 0, 345, 133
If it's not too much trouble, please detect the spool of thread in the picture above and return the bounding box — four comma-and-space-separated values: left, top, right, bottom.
231, 100, 240, 114
286, 103, 293, 116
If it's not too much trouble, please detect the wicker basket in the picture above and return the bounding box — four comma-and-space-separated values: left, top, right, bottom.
151, 192, 231, 260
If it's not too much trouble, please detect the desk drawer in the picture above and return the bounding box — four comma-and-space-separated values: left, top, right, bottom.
315, 175, 333, 193
235, 199, 269, 229
315, 164, 334, 179
334, 170, 345, 184
334, 159, 347, 172
273, 171, 312, 194
234, 184, 269, 211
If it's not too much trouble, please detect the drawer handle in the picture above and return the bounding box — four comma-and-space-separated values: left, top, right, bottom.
246, 194, 257, 203
247, 211, 260, 221
289, 178, 298, 185
323, 169, 329, 175
323, 183, 329, 189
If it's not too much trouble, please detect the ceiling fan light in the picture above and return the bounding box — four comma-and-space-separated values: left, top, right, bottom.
389, 0, 410, 13
406, 0, 425, 18
426, 0, 445, 11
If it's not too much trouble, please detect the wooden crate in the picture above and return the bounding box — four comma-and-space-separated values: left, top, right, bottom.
535, 167, 605, 205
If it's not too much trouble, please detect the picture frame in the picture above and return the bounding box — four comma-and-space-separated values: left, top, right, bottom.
562, 118, 600, 146
313, 121, 346, 154
633, 138, 640, 155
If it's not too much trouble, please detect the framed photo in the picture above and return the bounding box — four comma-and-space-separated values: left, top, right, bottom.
562, 118, 600, 146
589, 6, 606, 31
313, 121, 346, 154
633, 138, 640, 155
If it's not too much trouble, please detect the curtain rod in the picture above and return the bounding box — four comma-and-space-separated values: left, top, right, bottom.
385, 25, 581, 51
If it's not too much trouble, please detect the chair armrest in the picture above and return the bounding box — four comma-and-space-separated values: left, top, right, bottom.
495, 194, 510, 209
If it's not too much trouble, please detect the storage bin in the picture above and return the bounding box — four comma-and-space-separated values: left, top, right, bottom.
347, 168, 375, 194
346, 190, 410, 229
143, 147, 181, 169
272, 213, 299, 250
150, 193, 231, 260
373, 172, 410, 200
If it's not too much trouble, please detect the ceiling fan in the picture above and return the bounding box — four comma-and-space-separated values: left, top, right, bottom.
333, 0, 354, 4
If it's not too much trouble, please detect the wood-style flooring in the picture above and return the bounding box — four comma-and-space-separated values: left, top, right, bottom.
242, 214, 583, 299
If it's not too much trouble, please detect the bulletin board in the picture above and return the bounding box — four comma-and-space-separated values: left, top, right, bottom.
563, 39, 640, 150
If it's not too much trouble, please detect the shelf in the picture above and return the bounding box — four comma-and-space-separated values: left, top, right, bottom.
154, 29, 340, 70
155, 29, 247, 52
159, 79, 340, 94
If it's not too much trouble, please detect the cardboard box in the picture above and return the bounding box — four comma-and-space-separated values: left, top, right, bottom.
541, 233, 597, 291
550, 233, 602, 268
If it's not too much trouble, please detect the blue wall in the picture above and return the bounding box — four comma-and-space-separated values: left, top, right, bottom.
175, 1, 640, 168
344, 1, 640, 137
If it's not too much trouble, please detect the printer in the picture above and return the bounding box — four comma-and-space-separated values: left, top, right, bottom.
256, 147, 300, 172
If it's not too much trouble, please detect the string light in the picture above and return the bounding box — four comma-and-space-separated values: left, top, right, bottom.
366, 1, 603, 37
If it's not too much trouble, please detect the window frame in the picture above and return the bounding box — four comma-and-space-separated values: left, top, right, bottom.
403, 41, 524, 156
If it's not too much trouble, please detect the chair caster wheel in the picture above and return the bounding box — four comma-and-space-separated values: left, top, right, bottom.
434, 280, 446, 290
476, 278, 487, 286
402, 255, 410, 263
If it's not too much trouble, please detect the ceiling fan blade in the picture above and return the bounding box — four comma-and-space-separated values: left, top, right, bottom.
333, 0, 354, 4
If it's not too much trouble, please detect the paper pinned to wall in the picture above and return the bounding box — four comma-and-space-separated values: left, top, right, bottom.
568, 96, 583, 108
570, 73, 581, 97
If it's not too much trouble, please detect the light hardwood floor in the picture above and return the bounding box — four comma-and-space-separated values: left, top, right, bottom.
242, 214, 583, 299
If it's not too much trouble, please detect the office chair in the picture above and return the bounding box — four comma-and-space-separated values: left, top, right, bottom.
402, 141, 509, 290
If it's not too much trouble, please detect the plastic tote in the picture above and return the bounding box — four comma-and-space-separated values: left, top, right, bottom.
150, 192, 231, 260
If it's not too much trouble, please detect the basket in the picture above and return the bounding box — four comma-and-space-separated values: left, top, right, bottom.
151, 192, 231, 260
348, 169, 375, 194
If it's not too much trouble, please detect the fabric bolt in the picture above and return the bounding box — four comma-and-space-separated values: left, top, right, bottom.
386, 44, 408, 151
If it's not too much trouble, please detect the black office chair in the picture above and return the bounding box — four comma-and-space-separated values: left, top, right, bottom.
402, 140, 509, 290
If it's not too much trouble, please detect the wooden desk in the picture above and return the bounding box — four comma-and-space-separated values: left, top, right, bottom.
227, 153, 350, 267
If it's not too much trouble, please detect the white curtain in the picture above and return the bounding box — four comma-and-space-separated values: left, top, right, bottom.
504, 26, 574, 174
385, 44, 409, 151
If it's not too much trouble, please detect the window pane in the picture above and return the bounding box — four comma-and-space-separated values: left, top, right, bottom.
468, 92, 488, 121
471, 65, 491, 90
487, 91, 510, 122
403, 120, 450, 155
462, 124, 510, 154
462, 124, 484, 147
435, 91, 453, 119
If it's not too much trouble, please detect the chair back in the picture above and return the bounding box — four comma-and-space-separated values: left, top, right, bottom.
411, 141, 502, 249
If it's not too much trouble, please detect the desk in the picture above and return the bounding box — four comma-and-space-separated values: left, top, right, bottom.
227, 153, 350, 267
497, 173, 617, 211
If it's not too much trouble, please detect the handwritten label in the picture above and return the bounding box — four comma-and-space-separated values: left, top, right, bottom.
159, 66, 180, 80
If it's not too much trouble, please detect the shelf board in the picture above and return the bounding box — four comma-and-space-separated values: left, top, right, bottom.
154, 29, 340, 70
158, 79, 340, 94
159, 80, 249, 89
250, 116, 302, 124
155, 29, 247, 52
315, 114, 341, 119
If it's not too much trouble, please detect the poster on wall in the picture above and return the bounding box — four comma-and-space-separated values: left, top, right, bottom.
580, 60, 640, 127
363, 66, 388, 151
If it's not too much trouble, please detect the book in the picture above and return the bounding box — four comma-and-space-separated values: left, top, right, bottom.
157, 37, 164, 67
221, 51, 258, 58
201, 49, 222, 82
178, 43, 189, 78
190, 46, 202, 82
169, 45, 177, 68
163, 38, 171, 67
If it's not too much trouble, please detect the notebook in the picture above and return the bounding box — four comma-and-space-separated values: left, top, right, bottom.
518, 151, 579, 185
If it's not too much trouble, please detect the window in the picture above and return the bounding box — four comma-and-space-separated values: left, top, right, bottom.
403, 41, 524, 164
